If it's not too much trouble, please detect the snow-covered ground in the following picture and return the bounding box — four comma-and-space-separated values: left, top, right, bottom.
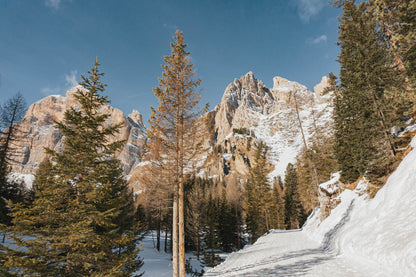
205, 136, 416, 276
139, 231, 204, 276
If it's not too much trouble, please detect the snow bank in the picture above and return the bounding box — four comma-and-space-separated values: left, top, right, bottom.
318, 172, 341, 195
206, 136, 416, 276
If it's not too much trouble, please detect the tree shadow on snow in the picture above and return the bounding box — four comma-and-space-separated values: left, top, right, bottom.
206, 200, 355, 276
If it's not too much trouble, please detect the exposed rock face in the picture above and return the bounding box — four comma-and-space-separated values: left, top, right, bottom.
210, 72, 333, 181
313, 76, 330, 99
10, 86, 146, 176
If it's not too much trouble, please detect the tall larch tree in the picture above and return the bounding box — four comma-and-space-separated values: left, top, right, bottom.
148, 30, 203, 277
1, 59, 143, 276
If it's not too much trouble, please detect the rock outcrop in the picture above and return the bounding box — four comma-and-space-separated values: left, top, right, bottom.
208, 72, 333, 181
10, 86, 146, 177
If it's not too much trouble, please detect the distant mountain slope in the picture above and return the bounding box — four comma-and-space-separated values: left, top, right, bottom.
205, 135, 416, 276
8, 86, 146, 182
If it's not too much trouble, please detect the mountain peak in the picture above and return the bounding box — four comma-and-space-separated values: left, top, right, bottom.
314, 76, 330, 98
128, 110, 145, 130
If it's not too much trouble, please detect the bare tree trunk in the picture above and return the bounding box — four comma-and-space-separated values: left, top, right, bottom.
172, 190, 179, 277
179, 176, 185, 276
157, 218, 161, 252
264, 209, 269, 231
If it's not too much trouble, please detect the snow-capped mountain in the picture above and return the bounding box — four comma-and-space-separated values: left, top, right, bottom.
198, 72, 333, 183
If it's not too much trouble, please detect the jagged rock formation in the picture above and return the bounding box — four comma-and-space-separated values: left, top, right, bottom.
202, 72, 333, 184
9, 86, 146, 178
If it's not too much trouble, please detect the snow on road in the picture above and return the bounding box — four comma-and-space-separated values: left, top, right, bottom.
205, 136, 416, 276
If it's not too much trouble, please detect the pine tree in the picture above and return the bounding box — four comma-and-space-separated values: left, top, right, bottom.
370, 0, 416, 92
148, 30, 203, 277
202, 193, 220, 267
1, 59, 143, 276
284, 163, 305, 229
217, 190, 238, 253
333, 0, 406, 183
270, 184, 285, 230
245, 142, 272, 242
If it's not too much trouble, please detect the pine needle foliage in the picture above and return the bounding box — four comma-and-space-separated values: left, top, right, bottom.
284, 163, 306, 230
245, 142, 273, 242
1, 59, 143, 276
333, 0, 409, 183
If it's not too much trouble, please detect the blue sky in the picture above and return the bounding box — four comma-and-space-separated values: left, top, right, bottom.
0, 0, 341, 123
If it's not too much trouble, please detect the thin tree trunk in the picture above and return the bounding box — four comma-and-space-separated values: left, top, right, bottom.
165, 226, 168, 253
196, 230, 200, 260
236, 207, 240, 249
179, 176, 185, 276
172, 191, 179, 277
264, 209, 269, 231
157, 217, 161, 252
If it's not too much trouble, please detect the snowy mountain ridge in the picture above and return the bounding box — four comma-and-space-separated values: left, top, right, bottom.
210, 72, 332, 180
205, 135, 416, 276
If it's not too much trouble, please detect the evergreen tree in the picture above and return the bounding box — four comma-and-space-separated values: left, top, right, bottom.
245, 142, 272, 242
1, 59, 143, 276
270, 184, 285, 230
370, 0, 416, 95
148, 30, 203, 277
217, 190, 238, 253
284, 163, 305, 229
202, 193, 220, 267
333, 0, 405, 183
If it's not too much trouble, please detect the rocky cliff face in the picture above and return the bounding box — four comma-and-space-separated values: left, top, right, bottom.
10, 86, 146, 178
204, 72, 333, 183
